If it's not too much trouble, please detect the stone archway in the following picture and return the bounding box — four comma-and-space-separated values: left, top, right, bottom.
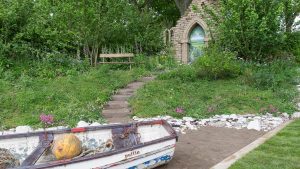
171, 0, 213, 64
181, 19, 209, 63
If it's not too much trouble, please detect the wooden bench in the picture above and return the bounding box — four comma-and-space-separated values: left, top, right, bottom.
99, 53, 134, 69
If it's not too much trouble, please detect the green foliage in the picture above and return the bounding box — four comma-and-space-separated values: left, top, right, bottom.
158, 65, 197, 82
282, 0, 300, 33
134, 51, 177, 71
200, 0, 289, 61
148, 0, 181, 27
0, 56, 90, 80
242, 59, 299, 90
284, 32, 300, 61
193, 46, 241, 80
0, 0, 169, 65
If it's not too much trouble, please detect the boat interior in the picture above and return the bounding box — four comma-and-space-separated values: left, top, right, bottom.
0, 120, 177, 168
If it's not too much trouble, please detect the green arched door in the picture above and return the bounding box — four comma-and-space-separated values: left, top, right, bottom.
189, 25, 205, 63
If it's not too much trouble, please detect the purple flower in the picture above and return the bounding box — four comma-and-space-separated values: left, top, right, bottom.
40, 114, 54, 125
175, 107, 184, 114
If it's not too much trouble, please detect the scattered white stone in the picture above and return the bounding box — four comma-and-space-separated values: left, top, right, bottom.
3, 131, 15, 135
182, 117, 194, 122
35, 128, 44, 132
15, 126, 33, 133
0, 112, 292, 136
90, 122, 102, 127
292, 112, 300, 119
281, 113, 290, 119
57, 126, 68, 130
186, 122, 197, 130
237, 117, 247, 123
221, 115, 230, 119
77, 121, 90, 127
131, 112, 290, 134
247, 120, 261, 131
220, 118, 227, 122
229, 114, 238, 119
46, 127, 58, 131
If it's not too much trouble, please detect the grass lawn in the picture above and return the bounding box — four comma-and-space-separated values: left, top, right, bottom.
130, 77, 297, 119
230, 119, 300, 169
0, 66, 148, 129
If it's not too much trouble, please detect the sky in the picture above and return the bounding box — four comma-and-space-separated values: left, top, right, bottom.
294, 15, 300, 31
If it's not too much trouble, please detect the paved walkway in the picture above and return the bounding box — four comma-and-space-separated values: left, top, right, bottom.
158, 127, 264, 169
102, 76, 155, 123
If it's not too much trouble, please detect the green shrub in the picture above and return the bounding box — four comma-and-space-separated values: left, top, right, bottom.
158, 65, 197, 82
286, 32, 300, 62
134, 52, 177, 71
242, 59, 299, 90
285, 31, 300, 52
198, 0, 287, 61
0, 54, 90, 80
193, 46, 241, 80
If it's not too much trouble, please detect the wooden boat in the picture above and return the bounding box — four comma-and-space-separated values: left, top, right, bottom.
0, 120, 178, 169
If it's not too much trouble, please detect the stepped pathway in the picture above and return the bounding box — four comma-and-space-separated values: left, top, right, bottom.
102, 76, 155, 123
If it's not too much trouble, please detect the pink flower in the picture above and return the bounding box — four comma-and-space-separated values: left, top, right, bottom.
40, 114, 54, 125
175, 107, 184, 114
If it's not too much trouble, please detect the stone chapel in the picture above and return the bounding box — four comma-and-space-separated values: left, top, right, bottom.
169, 0, 216, 64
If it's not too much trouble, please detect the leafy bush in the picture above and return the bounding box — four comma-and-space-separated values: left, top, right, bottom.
0, 53, 90, 80
158, 65, 197, 82
134, 51, 177, 71
198, 0, 287, 61
285, 32, 300, 62
242, 59, 299, 90
193, 46, 241, 80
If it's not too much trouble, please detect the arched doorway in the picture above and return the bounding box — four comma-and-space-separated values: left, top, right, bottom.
188, 25, 205, 63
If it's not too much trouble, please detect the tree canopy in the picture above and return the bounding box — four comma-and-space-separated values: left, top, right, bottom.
0, 0, 180, 65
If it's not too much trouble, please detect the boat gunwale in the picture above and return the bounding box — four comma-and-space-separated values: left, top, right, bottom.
1, 120, 178, 169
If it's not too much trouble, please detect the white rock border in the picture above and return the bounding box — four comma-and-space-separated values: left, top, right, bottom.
133, 112, 299, 134
0, 112, 299, 136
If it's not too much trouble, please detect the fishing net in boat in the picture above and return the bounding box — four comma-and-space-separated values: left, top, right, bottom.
112, 124, 141, 149
74, 139, 114, 158
0, 148, 20, 169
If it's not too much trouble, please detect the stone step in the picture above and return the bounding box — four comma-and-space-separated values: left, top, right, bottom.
107, 117, 133, 124
102, 108, 131, 118
127, 82, 145, 89
112, 95, 132, 101
140, 76, 156, 82
117, 88, 135, 95
104, 101, 129, 109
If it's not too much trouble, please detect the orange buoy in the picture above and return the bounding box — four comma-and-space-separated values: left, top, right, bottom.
51, 134, 82, 160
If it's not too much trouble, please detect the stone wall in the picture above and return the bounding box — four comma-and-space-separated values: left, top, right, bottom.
171, 0, 214, 63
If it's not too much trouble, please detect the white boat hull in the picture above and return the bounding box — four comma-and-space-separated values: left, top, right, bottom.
0, 120, 178, 169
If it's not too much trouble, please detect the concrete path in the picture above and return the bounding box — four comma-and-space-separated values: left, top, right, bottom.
157, 127, 265, 169
102, 76, 155, 123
